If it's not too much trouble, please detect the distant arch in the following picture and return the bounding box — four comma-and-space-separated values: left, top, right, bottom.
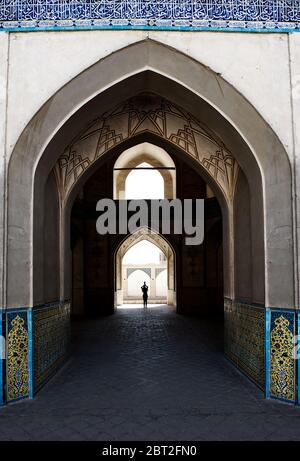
6, 38, 293, 312
115, 228, 175, 306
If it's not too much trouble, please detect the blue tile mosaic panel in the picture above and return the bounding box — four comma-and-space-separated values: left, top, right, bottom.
0, 1, 299, 32
6, 310, 30, 402
0, 311, 3, 405
270, 310, 296, 402
297, 312, 300, 405
33, 301, 70, 392
224, 299, 265, 389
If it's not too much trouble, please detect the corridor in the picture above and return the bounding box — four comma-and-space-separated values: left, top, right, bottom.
1, 305, 300, 441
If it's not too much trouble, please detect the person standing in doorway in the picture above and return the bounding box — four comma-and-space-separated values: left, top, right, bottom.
141, 281, 149, 308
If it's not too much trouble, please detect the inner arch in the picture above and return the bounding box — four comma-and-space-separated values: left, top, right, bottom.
113, 142, 176, 199
115, 228, 176, 307
3, 39, 294, 406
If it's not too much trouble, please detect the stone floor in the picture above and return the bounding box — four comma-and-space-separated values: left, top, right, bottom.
1, 304, 300, 441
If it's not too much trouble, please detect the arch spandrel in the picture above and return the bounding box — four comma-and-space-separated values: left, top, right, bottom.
54, 94, 239, 205
117, 228, 173, 260
6, 39, 293, 311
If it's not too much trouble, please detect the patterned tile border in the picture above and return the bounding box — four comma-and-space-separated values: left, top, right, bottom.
5, 309, 31, 403
2, 300, 300, 406
0, 301, 71, 406
1, 19, 299, 33
0, 311, 3, 406
265, 307, 270, 399
224, 298, 265, 390
226, 303, 300, 405
33, 301, 71, 393
0, 1, 299, 33
298, 311, 300, 406
265, 308, 297, 404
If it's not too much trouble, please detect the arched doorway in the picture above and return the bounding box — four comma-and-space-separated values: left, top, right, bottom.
115, 229, 176, 307
113, 142, 176, 200
2, 41, 295, 406
69, 130, 221, 317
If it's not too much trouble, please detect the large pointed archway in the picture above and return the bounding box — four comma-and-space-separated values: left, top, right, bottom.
2, 40, 295, 406
69, 128, 223, 319
115, 228, 176, 307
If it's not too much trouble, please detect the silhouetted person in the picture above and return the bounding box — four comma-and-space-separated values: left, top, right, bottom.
141, 281, 149, 308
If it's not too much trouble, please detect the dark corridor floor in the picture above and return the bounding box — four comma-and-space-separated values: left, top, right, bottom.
1, 305, 300, 441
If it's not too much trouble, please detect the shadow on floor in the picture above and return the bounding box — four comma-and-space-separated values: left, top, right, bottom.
0, 305, 299, 441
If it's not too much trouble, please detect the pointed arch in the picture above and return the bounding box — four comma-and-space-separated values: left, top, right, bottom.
6, 38, 293, 312
115, 227, 176, 306
113, 142, 176, 200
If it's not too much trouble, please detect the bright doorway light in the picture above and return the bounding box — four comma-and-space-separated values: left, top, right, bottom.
125, 162, 164, 199
119, 240, 168, 308
123, 240, 164, 264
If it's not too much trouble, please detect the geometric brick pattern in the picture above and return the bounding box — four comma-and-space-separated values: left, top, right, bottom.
54, 94, 239, 203
33, 302, 71, 392
224, 299, 265, 390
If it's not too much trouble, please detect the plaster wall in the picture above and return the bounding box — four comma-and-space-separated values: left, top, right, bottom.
289, 33, 300, 309
43, 173, 60, 303
123, 264, 168, 301
234, 170, 253, 302
1, 31, 294, 163
0, 33, 8, 309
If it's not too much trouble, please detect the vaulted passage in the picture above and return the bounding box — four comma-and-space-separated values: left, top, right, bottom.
71, 133, 223, 318
1, 305, 299, 441
2, 41, 296, 411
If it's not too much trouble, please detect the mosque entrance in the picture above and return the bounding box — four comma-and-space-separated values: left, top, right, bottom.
4, 42, 294, 406
70, 139, 223, 319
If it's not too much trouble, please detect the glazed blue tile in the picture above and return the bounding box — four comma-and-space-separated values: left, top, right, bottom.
6, 310, 30, 403
224, 300, 265, 389
265, 308, 271, 399
0, 1, 299, 32
271, 310, 295, 333
33, 302, 71, 393
297, 311, 300, 406
269, 309, 296, 402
